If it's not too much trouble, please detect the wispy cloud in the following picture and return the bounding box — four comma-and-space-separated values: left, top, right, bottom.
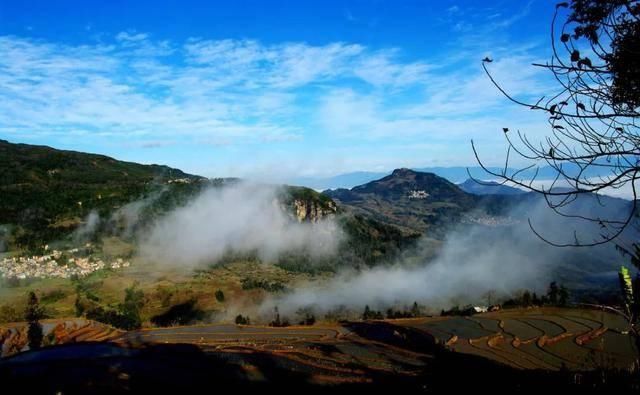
115, 31, 149, 42
491, 0, 535, 29
0, 33, 430, 147
0, 10, 554, 175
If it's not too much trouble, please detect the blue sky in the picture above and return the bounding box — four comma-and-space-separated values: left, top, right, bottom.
0, 0, 559, 179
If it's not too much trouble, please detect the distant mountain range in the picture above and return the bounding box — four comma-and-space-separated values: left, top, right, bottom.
325, 167, 632, 235
292, 167, 505, 190
457, 178, 525, 195
292, 165, 609, 190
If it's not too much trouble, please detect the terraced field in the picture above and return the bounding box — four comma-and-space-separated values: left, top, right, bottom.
112, 322, 432, 383
106, 307, 637, 376
398, 307, 638, 371
1, 307, 637, 392
119, 323, 343, 343
0, 319, 123, 357
1, 320, 436, 391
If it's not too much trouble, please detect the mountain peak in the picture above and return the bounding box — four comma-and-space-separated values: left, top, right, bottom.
340, 168, 472, 204
391, 168, 416, 177
324, 168, 476, 234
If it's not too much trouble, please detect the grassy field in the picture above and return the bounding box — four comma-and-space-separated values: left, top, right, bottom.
0, 258, 332, 325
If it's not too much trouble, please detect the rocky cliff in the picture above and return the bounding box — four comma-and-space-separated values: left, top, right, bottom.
281, 186, 337, 222
291, 197, 337, 222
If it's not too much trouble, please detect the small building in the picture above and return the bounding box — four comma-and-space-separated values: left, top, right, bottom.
408, 190, 429, 199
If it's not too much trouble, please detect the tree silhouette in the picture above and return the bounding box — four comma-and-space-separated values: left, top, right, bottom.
411, 301, 421, 317
475, 0, 640, 248
363, 305, 371, 320
235, 314, 250, 325
522, 290, 532, 307
24, 291, 44, 350
548, 281, 560, 305
559, 284, 570, 306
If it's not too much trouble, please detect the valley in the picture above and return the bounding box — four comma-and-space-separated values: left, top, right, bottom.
2, 0, 640, 391
0, 139, 638, 391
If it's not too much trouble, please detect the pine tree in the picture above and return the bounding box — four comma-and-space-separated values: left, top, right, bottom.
532, 292, 540, 306
558, 285, 569, 307
522, 291, 531, 307
411, 301, 420, 317
363, 305, 371, 320
24, 291, 44, 350
119, 284, 144, 330
386, 308, 394, 319
547, 282, 559, 305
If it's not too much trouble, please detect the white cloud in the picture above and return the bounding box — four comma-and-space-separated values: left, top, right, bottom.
312, 39, 561, 170
115, 31, 149, 42
491, 0, 534, 29
138, 182, 343, 267
353, 50, 430, 87
0, 35, 434, 148
0, 27, 559, 176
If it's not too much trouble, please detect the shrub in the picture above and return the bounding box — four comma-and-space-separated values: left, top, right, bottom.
83, 284, 145, 330
85, 306, 139, 331
298, 314, 316, 326
40, 289, 67, 304
241, 278, 287, 292
0, 304, 22, 323
362, 305, 384, 320
214, 289, 225, 303
150, 299, 205, 327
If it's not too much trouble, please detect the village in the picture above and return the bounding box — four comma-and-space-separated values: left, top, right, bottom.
0, 245, 130, 280
463, 213, 519, 227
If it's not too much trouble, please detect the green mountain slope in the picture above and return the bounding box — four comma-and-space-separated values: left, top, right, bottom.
0, 140, 409, 268
0, 139, 205, 249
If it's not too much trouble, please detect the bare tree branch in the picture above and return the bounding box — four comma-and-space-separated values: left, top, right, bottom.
474, 0, 640, 248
